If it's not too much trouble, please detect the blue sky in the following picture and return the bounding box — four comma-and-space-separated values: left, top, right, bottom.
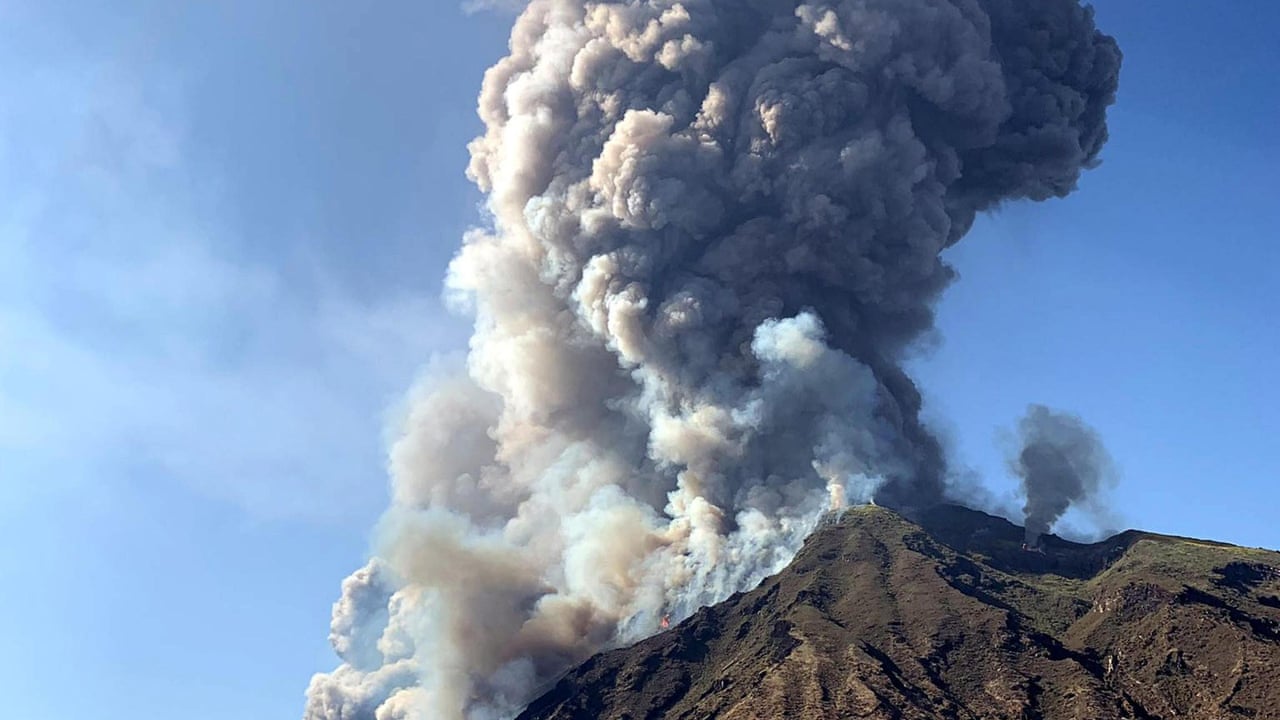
0, 2, 1275, 718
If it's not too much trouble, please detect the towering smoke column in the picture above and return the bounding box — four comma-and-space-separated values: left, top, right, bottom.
305, 1, 1120, 718
1012, 404, 1118, 547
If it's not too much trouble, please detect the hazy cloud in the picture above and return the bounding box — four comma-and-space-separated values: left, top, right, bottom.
0, 58, 464, 523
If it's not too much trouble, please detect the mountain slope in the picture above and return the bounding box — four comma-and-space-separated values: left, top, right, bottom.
517, 505, 1280, 719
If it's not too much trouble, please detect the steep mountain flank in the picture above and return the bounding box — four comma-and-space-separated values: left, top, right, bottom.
518, 505, 1280, 719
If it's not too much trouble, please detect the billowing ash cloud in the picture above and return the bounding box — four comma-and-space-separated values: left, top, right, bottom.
305, 1, 1120, 718
1012, 404, 1117, 546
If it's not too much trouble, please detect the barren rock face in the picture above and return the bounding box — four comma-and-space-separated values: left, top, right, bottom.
1093, 582, 1174, 620
519, 506, 1280, 720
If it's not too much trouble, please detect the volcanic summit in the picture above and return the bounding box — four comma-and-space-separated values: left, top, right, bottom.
519, 505, 1280, 719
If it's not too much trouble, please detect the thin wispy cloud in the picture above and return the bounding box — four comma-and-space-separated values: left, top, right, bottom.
460, 0, 527, 15
0, 57, 464, 524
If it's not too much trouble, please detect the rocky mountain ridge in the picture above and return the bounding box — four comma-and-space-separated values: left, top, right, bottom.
518, 505, 1280, 719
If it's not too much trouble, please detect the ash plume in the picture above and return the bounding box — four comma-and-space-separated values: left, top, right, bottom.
1012, 404, 1117, 546
305, 1, 1120, 718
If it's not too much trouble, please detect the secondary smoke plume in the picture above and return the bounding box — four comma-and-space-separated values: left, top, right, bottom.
1012, 404, 1117, 546
305, 1, 1120, 718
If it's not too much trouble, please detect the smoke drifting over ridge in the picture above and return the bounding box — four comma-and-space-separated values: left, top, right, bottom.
304, 1, 1120, 718
1013, 404, 1118, 546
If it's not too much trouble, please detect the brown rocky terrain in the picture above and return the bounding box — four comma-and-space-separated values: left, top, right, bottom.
517, 505, 1280, 719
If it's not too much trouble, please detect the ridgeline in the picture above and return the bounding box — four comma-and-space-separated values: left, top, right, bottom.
519, 505, 1280, 719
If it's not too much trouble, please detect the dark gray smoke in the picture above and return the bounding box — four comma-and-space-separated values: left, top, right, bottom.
1012, 404, 1117, 545
305, 2, 1120, 718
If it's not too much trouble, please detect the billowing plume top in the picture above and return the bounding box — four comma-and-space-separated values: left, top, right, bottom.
305, 1, 1120, 718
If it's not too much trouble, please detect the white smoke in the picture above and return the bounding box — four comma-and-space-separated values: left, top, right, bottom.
305, 1, 1120, 718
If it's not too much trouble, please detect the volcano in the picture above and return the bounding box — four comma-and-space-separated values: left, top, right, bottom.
517, 505, 1280, 719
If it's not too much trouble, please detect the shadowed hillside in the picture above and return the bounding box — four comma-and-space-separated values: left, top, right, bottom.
518, 505, 1280, 719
